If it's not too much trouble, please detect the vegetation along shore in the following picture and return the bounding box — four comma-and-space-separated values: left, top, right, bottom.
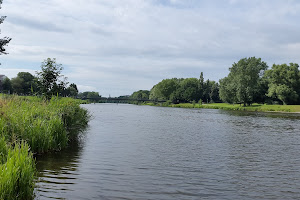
0, 95, 89, 199
129, 57, 300, 113
142, 102, 300, 113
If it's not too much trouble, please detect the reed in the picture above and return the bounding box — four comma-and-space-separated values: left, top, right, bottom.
0, 138, 35, 200
0, 94, 90, 199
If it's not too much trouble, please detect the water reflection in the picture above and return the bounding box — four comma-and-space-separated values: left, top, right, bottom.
35, 138, 85, 199
220, 109, 300, 119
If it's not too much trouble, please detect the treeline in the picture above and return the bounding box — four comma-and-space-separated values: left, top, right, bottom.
131, 57, 300, 105
0, 58, 79, 98
0, 58, 102, 100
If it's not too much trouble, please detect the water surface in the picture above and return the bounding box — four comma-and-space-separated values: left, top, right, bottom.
36, 104, 300, 199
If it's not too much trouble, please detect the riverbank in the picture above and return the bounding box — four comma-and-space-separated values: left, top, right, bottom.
0, 95, 90, 199
143, 102, 300, 113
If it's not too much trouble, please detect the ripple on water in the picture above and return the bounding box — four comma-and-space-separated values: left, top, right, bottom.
36, 104, 300, 199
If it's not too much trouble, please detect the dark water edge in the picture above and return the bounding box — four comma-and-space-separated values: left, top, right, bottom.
35, 104, 300, 200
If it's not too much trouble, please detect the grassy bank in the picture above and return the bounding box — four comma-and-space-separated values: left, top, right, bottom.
143, 102, 300, 113
0, 95, 90, 199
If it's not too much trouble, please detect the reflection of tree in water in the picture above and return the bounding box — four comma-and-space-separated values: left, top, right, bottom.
220, 109, 300, 120
36, 139, 84, 171
34, 137, 86, 199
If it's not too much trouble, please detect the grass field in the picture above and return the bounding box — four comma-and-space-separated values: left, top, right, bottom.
144, 102, 300, 113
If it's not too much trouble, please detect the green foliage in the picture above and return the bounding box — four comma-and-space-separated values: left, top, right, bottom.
131, 90, 150, 100
149, 73, 220, 104
37, 58, 68, 99
0, 95, 90, 199
265, 63, 300, 105
10, 72, 37, 95
150, 78, 180, 100
0, 139, 36, 200
11, 76, 24, 94
78, 91, 101, 103
64, 83, 79, 97
198, 99, 202, 105
203, 79, 219, 103
219, 57, 268, 105
0, 95, 89, 153
2, 77, 12, 94
0, 0, 11, 57
179, 78, 200, 102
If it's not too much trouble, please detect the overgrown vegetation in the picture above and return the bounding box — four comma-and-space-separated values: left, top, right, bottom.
0, 95, 90, 199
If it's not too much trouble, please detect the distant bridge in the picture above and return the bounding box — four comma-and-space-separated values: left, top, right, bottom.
79, 97, 166, 103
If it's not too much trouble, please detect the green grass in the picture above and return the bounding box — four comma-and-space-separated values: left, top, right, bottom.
0, 138, 35, 200
0, 95, 90, 199
144, 101, 300, 113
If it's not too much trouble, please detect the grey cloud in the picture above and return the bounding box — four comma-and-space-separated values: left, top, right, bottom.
8, 16, 70, 33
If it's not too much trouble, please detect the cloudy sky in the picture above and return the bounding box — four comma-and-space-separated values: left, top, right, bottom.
1, 0, 300, 97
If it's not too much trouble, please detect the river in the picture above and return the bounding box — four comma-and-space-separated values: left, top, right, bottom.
35, 104, 300, 199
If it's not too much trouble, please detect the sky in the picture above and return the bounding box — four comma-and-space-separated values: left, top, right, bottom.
1, 0, 300, 97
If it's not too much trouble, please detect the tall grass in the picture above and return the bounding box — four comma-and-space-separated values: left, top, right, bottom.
0, 95, 90, 199
0, 138, 35, 200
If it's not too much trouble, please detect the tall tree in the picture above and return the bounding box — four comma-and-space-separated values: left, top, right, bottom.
178, 78, 200, 102
265, 63, 300, 105
219, 57, 268, 106
149, 78, 179, 100
36, 58, 68, 99
0, 0, 11, 57
198, 72, 204, 100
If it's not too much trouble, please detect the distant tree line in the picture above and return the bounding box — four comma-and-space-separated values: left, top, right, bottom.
131, 57, 300, 105
0, 58, 79, 98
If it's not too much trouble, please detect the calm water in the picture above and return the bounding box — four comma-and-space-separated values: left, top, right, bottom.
35, 104, 300, 199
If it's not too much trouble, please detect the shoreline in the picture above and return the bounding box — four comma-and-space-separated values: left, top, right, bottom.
142, 102, 300, 114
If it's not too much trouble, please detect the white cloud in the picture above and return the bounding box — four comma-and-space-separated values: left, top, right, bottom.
1, 0, 300, 96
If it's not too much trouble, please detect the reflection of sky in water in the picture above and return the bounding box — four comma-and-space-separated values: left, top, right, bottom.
35, 104, 300, 200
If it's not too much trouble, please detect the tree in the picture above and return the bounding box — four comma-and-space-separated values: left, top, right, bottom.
198, 72, 204, 100
11, 76, 24, 94
65, 83, 79, 97
36, 58, 68, 99
219, 57, 268, 106
2, 77, 12, 93
265, 63, 300, 105
208, 81, 220, 103
0, 1, 11, 57
131, 90, 150, 100
149, 78, 179, 100
17, 72, 36, 95
219, 76, 237, 104
178, 78, 200, 102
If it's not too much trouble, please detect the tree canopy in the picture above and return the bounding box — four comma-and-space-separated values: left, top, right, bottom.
36, 58, 68, 99
131, 90, 150, 100
265, 63, 300, 105
219, 57, 268, 106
